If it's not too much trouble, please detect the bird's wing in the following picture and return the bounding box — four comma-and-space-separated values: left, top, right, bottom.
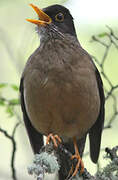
89, 67, 105, 163
20, 77, 44, 154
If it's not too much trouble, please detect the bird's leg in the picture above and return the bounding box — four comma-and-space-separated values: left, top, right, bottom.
46, 133, 62, 148
70, 137, 84, 177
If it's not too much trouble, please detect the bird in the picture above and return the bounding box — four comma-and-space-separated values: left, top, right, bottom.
20, 3, 105, 180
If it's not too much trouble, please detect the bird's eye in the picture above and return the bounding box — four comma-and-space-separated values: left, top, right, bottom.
55, 13, 64, 22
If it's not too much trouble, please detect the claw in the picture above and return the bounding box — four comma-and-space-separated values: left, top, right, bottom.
68, 137, 84, 178
46, 133, 62, 148
71, 154, 84, 176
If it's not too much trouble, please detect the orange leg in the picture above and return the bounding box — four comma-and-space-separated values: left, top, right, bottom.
70, 137, 84, 177
46, 133, 62, 148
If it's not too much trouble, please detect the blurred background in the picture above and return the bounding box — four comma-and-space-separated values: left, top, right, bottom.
0, 0, 118, 180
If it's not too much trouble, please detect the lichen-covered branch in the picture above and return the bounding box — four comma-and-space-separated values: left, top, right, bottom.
28, 143, 118, 180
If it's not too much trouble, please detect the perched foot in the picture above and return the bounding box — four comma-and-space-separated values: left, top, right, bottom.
71, 153, 84, 177
46, 133, 62, 148
68, 137, 84, 178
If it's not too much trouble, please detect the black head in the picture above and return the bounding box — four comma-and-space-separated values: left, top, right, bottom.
43, 4, 76, 37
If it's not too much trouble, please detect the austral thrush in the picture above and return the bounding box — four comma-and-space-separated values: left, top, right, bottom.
20, 4, 105, 180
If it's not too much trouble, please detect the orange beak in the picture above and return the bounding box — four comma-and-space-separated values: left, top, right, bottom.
26, 4, 52, 26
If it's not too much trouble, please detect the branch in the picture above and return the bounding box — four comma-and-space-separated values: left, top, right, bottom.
91, 27, 118, 130
0, 122, 20, 180
96, 146, 118, 179
28, 142, 95, 180
27, 142, 118, 180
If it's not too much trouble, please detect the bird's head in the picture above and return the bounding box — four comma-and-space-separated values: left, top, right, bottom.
26, 4, 76, 41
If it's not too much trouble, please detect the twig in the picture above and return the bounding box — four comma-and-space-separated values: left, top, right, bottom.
105, 85, 118, 100
91, 26, 118, 130
0, 122, 20, 180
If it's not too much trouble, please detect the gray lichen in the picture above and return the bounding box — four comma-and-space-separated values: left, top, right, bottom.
27, 145, 118, 180
28, 151, 60, 179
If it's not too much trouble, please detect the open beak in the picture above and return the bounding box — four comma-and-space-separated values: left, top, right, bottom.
26, 4, 52, 26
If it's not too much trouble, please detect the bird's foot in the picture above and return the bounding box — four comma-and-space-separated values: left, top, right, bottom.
46, 133, 62, 148
71, 153, 84, 177
67, 154, 84, 179
67, 137, 84, 179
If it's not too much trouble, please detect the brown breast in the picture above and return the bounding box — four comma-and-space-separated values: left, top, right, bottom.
23, 39, 100, 140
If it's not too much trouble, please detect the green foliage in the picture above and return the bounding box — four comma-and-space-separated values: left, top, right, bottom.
6, 106, 14, 117
0, 83, 7, 89
98, 32, 108, 38
0, 83, 19, 117
0, 98, 5, 106
11, 84, 19, 91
